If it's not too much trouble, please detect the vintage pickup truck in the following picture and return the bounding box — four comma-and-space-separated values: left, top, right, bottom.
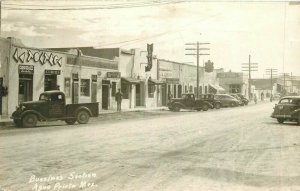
11, 91, 99, 127
167, 93, 213, 112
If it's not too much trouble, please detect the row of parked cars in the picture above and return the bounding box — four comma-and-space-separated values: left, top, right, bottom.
167, 93, 249, 112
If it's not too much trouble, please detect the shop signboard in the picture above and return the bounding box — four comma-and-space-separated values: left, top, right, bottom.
107, 72, 121, 79
19, 65, 34, 74
166, 78, 179, 84
45, 70, 61, 75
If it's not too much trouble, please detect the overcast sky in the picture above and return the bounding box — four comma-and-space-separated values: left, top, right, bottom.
2, 0, 300, 77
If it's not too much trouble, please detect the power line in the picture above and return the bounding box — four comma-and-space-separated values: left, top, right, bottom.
2, 1, 184, 10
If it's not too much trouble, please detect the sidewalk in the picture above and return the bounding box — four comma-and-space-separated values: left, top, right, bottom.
0, 106, 168, 127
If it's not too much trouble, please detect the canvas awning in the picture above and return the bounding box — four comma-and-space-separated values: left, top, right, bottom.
148, 79, 165, 85
209, 84, 225, 92
121, 77, 141, 84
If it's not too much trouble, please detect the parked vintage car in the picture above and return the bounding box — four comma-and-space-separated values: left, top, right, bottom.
230, 94, 244, 106
198, 94, 222, 109
167, 93, 213, 112
271, 96, 300, 125
236, 94, 249, 105
214, 94, 240, 107
11, 91, 99, 127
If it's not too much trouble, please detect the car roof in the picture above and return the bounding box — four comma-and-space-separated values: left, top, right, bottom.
41, 90, 64, 95
280, 96, 300, 100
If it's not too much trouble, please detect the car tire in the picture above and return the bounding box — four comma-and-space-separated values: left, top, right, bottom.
173, 105, 181, 112
202, 104, 209, 111
277, 118, 284, 124
244, 102, 248, 105
22, 114, 38, 128
77, 110, 90, 124
13, 119, 22, 127
230, 102, 236, 107
65, 119, 76, 125
214, 103, 221, 109
168, 107, 173, 111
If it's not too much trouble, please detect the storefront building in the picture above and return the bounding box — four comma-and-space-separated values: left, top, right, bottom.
58, 47, 162, 109
0, 37, 119, 116
217, 71, 248, 97
158, 59, 224, 106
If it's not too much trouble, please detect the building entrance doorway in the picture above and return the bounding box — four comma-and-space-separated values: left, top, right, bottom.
102, 80, 110, 110
0, 78, 3, 114
162, 84, 167, 106
136, 84, 141, 106
19, 74, 33, 103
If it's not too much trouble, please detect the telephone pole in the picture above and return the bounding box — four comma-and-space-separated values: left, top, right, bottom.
279, 73, 289, 95
265, 68, 278, 102
185, 42, 210, 98
241, 55, 258, 100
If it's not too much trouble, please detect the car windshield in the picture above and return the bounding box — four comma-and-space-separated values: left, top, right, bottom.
279, 98, 290, 104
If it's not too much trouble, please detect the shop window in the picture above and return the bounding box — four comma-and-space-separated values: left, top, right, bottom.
205, 86, 208, 94
44, 75, 58, 91
148, 84, 155, 98
189, 85, 193, 93
229, 84, 241, 93
80, 79, 90, 96
112, 82, 117, 96
121, 82, 129, 99
64, 78, 71, 97
199, 86, 202, 94
185, 85, 188, 93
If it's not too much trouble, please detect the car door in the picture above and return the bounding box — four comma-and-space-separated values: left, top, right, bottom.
184, 94, 194, 108
278, 98, 291, 116
49, 93, 65, 118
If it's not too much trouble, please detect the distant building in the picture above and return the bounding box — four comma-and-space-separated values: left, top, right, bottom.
217, 71, 249, 97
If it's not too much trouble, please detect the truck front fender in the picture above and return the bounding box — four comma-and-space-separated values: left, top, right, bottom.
172, 102, 186, 109
20, 110, 46, 121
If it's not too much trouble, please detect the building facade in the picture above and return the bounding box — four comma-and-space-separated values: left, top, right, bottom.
158, 59, 224, 106
217, 71, 249, 97
0, 37, 120, 116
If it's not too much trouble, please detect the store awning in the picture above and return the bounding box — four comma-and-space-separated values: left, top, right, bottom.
209, 84, 225, 92
121, 77, 141, 84
148, 79, 165, 85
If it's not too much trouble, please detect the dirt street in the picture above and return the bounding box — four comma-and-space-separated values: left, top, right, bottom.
0, 102, 299, 191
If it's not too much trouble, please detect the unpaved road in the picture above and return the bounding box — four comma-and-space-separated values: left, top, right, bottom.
0, 102, 299, 191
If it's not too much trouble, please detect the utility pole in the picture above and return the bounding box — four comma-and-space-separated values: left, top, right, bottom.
241, 55, 258, 100
279, 73, 289, 96
290, 72, 296, 93
265, 68, 278, 102
0, 1, 2, 36
185, 42, 210, 98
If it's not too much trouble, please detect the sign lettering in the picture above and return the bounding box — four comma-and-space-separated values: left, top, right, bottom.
19, 65, 34, 74
13, 48, 63, 67
45, 70, 61, 75
106, 72, 121, 79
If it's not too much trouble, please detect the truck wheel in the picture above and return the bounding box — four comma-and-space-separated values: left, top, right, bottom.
13, 119, 22, 127
173, 105, 181, 112
214, 103, 221, 109
22, 114, 38, 128
65, 119, 76, 125
77, 110, 90, 124
202, 104, 209, 111
277, 118, 284, 124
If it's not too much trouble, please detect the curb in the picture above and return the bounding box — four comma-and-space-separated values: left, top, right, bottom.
0, 108, 168, 127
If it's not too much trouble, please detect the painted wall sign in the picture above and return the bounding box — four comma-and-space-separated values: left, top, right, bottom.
45, 70, 61, 75
19, 65, 34, 74
13, 48, 63, 67
106, 72, 121, 78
